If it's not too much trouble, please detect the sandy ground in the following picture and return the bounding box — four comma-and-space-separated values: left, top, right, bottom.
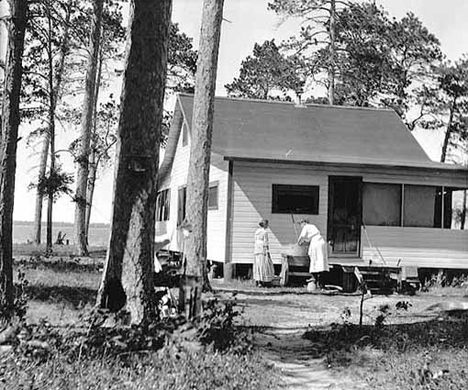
222, 288, 468, 390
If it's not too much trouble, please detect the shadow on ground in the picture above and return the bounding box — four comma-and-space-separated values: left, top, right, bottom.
26, 284, 97, 308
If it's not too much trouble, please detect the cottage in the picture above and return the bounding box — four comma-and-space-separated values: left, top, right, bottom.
156, 94, 468, 278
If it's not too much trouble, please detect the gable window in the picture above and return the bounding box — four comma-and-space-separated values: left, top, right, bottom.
363, 183, 401, 226
208, 182, 219, 210
156, 189, 170, 221
272, 184, 319, 214
177, 186, 187, 226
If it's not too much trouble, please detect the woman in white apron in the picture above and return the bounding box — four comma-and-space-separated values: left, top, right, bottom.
297, 219, 329, 289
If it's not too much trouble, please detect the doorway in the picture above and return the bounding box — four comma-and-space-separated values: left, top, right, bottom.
328, 176, 362, 257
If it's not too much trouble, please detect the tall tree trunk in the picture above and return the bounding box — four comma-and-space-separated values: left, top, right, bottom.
441, 98, 457, 163
84, 148, 96, 242
327, 0, 336, 105
180, 0, 224, 320
97, 0, 171, 325
74, 0, 104, 256
84, 52, 103, 243
32, 0, 71, 245
33, 135, 48, 244
0, 0, 28, 317
45, 3, 55, 253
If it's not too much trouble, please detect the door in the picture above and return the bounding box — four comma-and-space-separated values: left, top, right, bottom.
328, 176, 362, 256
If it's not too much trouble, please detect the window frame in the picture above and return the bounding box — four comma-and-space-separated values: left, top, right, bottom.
182, 122, 188, 147
156, 188, 171, 222
208, 181, 219, 210
271, 184, 320, 215
177, 185, 187, 226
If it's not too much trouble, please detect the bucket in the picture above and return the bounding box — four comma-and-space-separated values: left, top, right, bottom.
284, 243, 308, 257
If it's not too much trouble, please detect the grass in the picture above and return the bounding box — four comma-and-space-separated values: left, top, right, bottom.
7, 247, 468, 389
4, 250, 282, 390
3, 348, 280, 390
301, 306, 468, 389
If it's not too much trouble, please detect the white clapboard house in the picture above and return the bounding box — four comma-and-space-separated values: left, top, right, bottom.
156, 93, 468, 277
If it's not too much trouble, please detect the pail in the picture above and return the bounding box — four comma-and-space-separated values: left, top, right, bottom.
284, 243, 308, 257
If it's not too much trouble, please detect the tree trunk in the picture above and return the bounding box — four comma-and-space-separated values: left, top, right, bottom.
33, 1, 71, 246
45, 4, 55, 253
97, 0, 171, 325
327, 0, 336, 105
180, 0, 224, 320
74, 0, 104, 256
33, 136, 48, 244
0, 0, 28, 317
84, 50, 104, 243
441, 98, 457, 163
84, 148, 96, 242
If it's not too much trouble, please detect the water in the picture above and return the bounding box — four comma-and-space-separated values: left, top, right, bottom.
13, 222, 110, 247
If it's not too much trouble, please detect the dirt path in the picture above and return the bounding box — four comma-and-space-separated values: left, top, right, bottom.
255, 328, 367, 390
227, 288, 463, 390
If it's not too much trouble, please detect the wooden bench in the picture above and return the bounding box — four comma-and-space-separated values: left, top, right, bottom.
279, 254, 310, 286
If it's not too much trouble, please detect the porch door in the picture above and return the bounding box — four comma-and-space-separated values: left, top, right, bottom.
328, 176, 362, 256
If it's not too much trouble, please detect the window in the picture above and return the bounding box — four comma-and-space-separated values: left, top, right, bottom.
182, 123, 188, 146
403, 185, 438, 228
438, 187, 467, 230
156, 189, 170, 221
208, 182, 219, 210
272, 184, 319, 214
363, 183, 401, 226
177, 186, 187, 226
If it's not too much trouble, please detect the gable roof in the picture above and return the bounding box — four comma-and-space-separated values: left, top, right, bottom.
172, 93, 466, 172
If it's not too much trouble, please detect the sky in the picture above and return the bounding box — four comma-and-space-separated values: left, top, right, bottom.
12, 0, 468, 224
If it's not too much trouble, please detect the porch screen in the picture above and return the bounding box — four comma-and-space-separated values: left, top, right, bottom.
403, 185, 437, 228
363, 183, 401, 226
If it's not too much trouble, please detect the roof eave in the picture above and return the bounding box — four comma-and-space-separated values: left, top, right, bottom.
223, 155, 468, 176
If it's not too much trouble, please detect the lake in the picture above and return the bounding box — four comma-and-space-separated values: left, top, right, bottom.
13, 222, 110, 247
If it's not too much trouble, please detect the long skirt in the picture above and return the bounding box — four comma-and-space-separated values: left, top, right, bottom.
253, 252, 275, 282
308, 237, 329, 273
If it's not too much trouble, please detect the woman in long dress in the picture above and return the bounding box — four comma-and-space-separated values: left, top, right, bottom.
297, 219, 329, 288
253, 219, 275, 286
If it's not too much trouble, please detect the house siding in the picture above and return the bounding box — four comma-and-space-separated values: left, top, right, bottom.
230, 161, 328, 265
156, 122, 229, 262
228, 160, 468, 269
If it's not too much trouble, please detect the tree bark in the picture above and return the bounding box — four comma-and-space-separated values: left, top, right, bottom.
96, 0, 171, 325
74, 0, 104, 256
0, 0, 28, 316
180, 0, 224, 320
327, 0, 336, 105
